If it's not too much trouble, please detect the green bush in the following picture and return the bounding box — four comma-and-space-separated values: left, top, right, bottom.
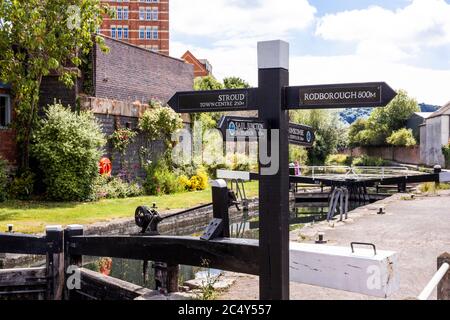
144, 161, 185, 195
0, 157, 8, 202
289, 145, 308, 165
325, 154, 352, 166
8, 170, 35, 200
32, 103, 106, 201
386, 128, 417, 147
352, 155, 386, 167
93, 175, 143, 200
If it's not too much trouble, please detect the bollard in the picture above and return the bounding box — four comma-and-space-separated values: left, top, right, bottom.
434, 165, 442, 189
7, 224, 13, 233
211, 179, 230, 238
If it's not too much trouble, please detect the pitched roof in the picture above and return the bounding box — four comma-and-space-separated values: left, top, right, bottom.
428, 101, 450, 119
181, 50, 209, 75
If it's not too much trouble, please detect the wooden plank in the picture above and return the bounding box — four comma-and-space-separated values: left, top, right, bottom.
69, 236, 260, 275
217, 169, 251, 181
0, 267, 47, 287
0, 233, 47, 255
78, 268, 152, 300
45, 226, 65, 300
289, 243, 399, 298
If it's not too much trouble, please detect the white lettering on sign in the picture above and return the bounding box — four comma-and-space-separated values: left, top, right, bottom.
304, 91, 377, 101
199, 93, 247, 109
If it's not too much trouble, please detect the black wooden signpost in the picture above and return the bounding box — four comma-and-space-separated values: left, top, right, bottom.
286, 82, 397, 109
168, 40, 397, 300
218, 116, 315, 148
168, 88, 258, 113
288, 123, 315, 147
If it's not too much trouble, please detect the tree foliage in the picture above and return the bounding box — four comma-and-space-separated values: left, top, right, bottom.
0, 0, 109, 169
386, 128, 417, 147
193, 76, 223, 91
290, 110, 347, 164
32, 103, 106, 201
348, 90, 419, 147
223, 76, 250, 89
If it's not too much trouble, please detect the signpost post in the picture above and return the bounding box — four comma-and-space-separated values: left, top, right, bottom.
167, 40, 397, 301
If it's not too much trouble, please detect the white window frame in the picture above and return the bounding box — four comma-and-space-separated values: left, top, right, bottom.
0, 94, 11, 128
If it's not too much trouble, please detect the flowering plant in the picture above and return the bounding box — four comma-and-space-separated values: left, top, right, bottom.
109, 128, 137, 155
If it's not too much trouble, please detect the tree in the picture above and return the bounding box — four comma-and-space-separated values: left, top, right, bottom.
290, 109, 346, 164
223, 76, 250, 89
347, 90, 419, 147
193, 76, 223, 91
0, 1, 109, 170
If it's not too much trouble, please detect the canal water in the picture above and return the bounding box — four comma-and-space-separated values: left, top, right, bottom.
83, 203, 333, 290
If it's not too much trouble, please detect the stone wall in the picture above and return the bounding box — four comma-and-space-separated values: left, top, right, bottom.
346, 146, 421, 165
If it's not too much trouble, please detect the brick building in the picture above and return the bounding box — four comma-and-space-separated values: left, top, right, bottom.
181, 51, 213, 78
99, 0, 170, 55
1, 36, 194, 172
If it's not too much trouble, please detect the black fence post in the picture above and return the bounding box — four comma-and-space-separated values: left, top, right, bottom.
211, 179, 230, 238
257, 40, 290, 300
64, 225, 84, 300
45, 225, 64, 300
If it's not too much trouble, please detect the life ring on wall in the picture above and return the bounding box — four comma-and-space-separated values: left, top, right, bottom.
99, 157, 112, 176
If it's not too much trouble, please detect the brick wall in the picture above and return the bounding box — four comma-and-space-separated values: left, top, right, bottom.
39, 76, 79, 111
345, 146, 421, 165
0, 129, 16, 164
93, 37, 194, 104
95, 113, 165, 180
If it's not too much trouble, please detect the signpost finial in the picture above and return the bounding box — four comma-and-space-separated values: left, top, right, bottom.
257, 40, 289, 70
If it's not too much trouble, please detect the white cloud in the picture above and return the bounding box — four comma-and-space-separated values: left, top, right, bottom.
315, 0, 450, 62
170, 0, 450, 106
290, 54, 450, 106
170, 0, 317, 39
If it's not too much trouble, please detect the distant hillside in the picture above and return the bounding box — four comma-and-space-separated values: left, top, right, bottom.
340, 103, 441, 125
418, 103, 440, 113
339, 108, 372, 125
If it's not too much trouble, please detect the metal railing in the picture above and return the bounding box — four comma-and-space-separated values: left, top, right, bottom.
298, 165, 414, 180
418, 262, 450, 300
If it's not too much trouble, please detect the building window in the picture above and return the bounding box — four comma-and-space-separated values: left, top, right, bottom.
123, 7, 129, 20
146, 8, 152, 20
146, 27, 152, 39
117, 7, 123, 20
139, 7, 145, 20
111, 26, 117, 38
117, 27, 123, 39
152, 8, 158, 20
139, 27, 145, 39
123, 26, 129, 39
152, 27, 158, 40
0, 95, 11, 128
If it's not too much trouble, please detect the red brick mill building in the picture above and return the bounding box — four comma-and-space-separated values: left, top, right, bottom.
0, 36, 194, 176
99, 0, 170, 55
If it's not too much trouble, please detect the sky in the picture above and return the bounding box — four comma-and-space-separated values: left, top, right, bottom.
169, 0, 450, 106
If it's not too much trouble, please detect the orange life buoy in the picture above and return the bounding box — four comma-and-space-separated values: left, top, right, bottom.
99, 157, 112, 176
